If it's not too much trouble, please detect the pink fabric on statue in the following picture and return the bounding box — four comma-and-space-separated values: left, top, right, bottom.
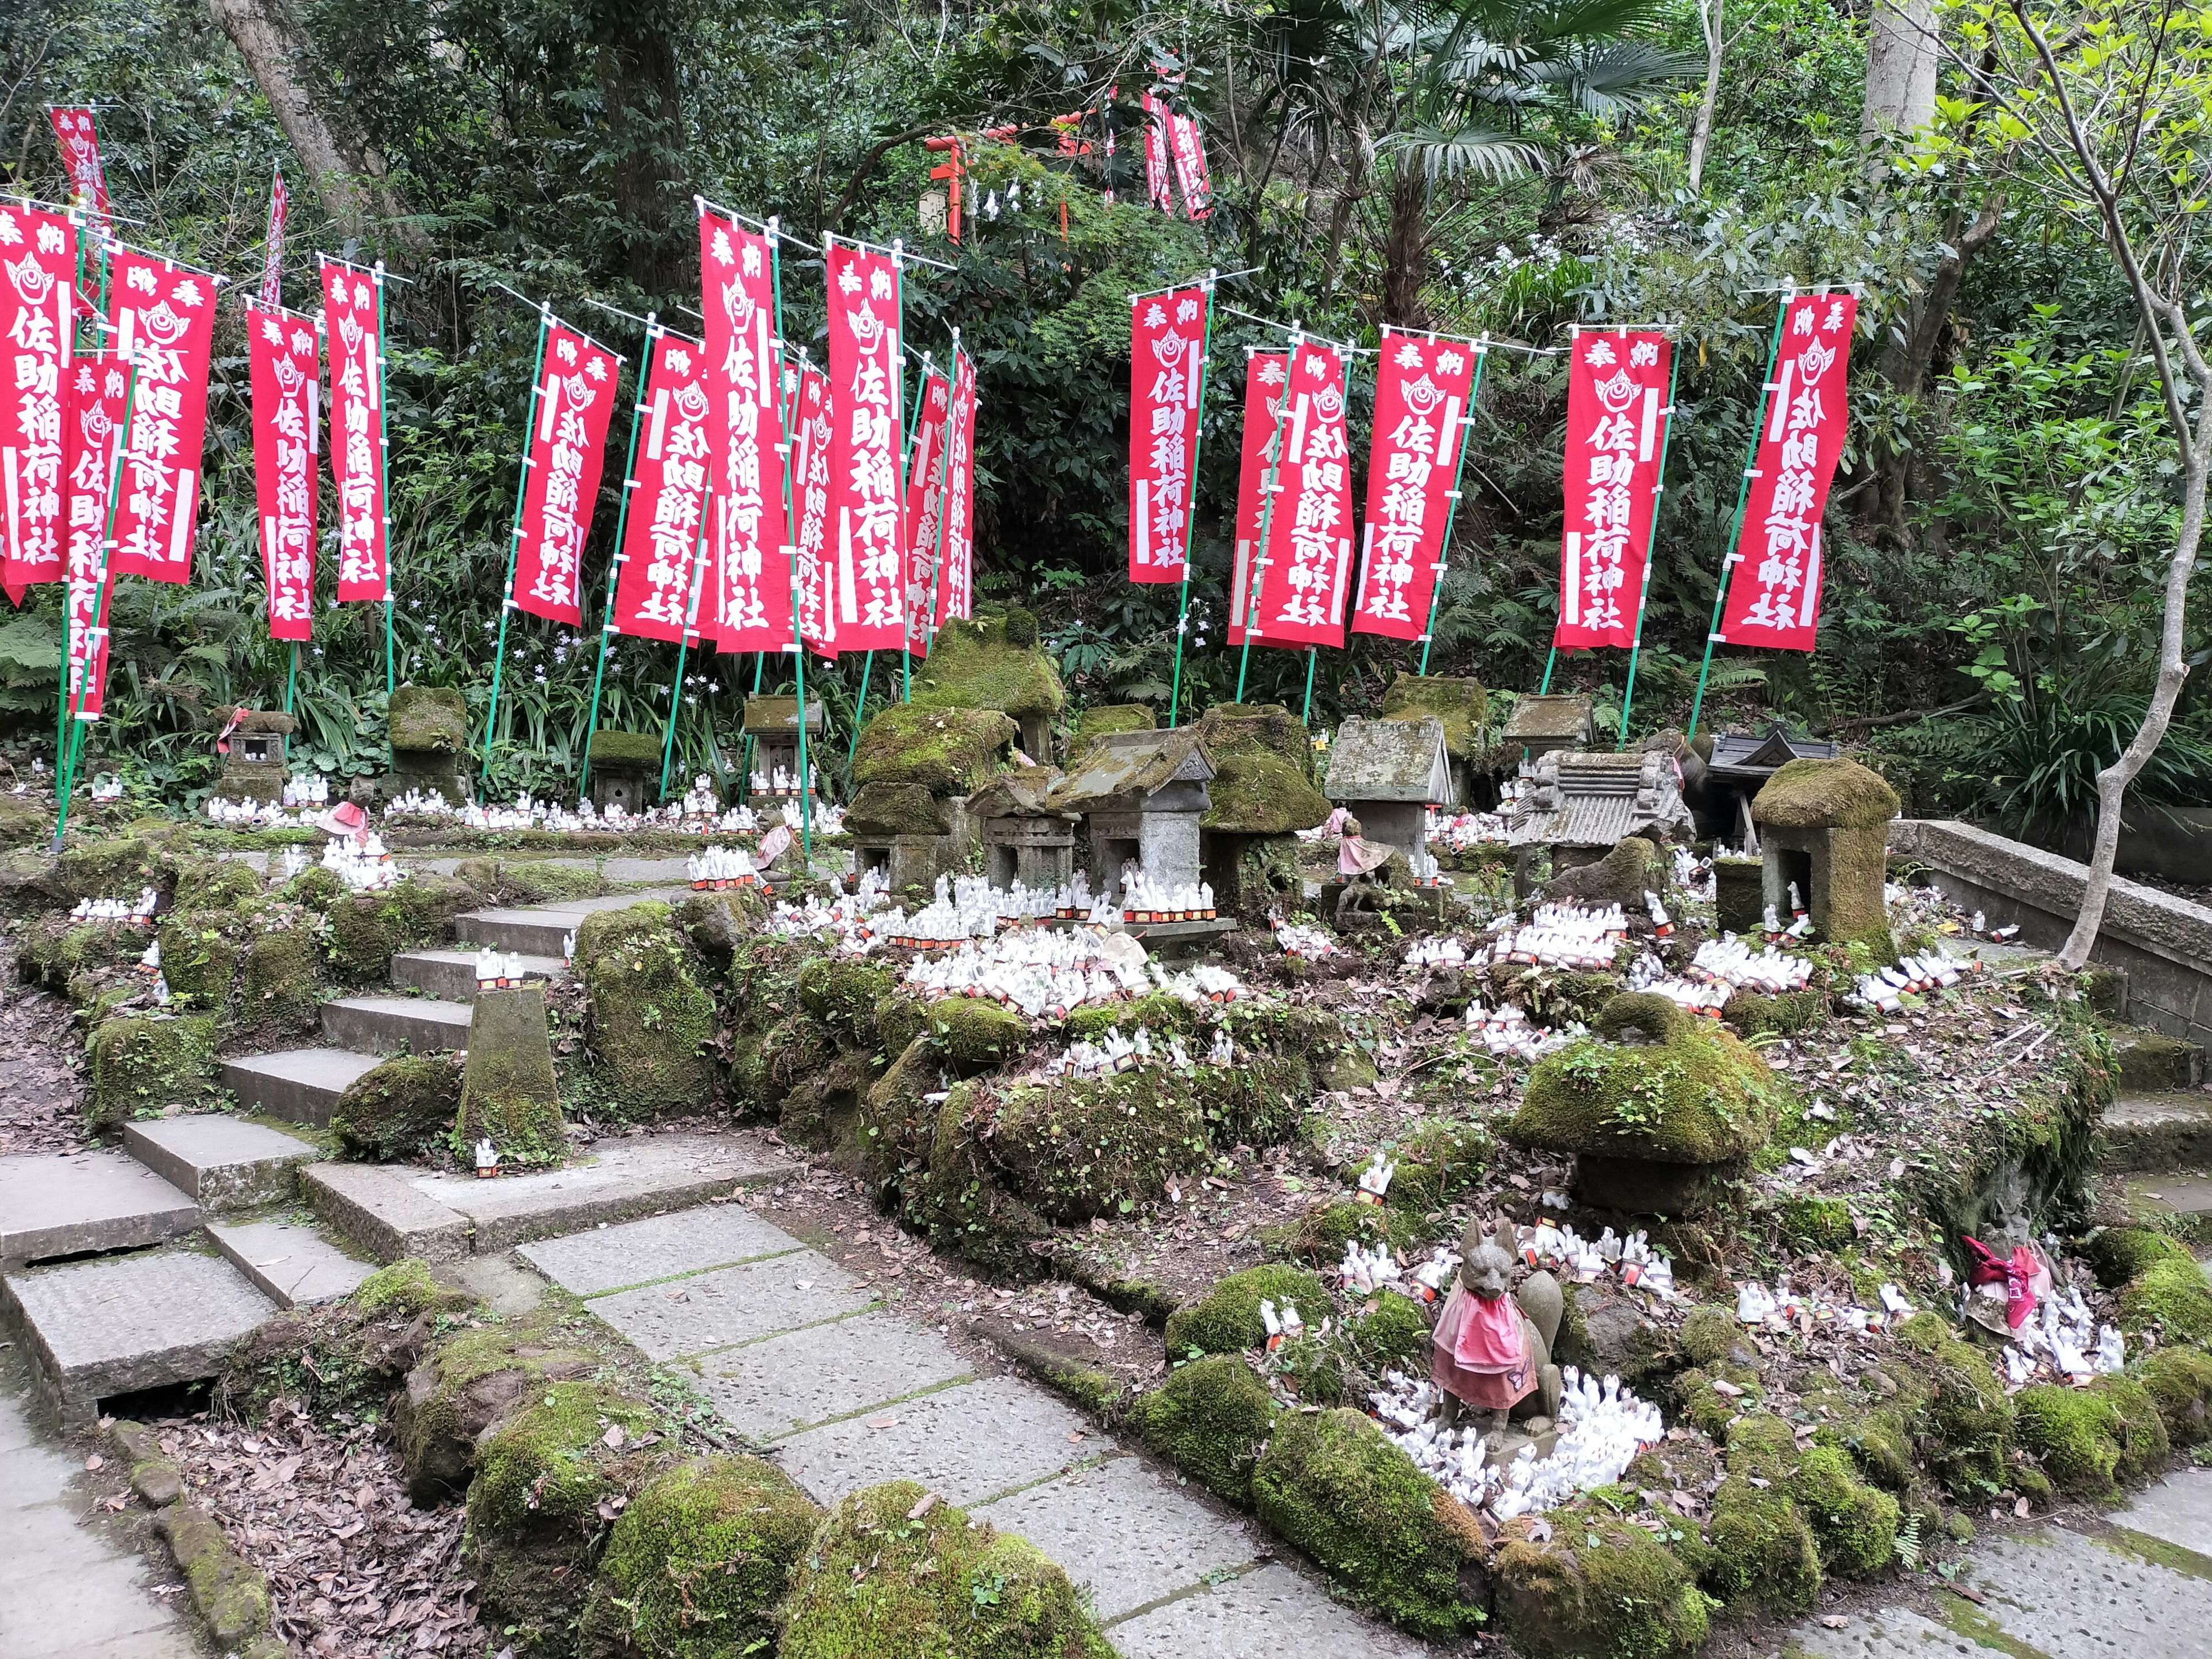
1430, 1283, 1535, 1412
1339, 835, 1393, 877
1453, 1289, 1527, 1369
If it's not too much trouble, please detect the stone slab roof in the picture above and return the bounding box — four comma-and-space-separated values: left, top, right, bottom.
741, 696, 825, 736
1324, 717, 1455, 805
1500, 694, 1594, 745
1508, 749, 1691, 847
1048, 730, 1214, 815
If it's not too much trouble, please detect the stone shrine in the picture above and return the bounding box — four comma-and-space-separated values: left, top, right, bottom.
1047, 728, 1213, 902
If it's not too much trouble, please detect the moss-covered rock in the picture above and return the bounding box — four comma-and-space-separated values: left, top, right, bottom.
1724, 985, 1831, 1039
55, 834, 176, 904
331, 1054, 463, 1162
2115, 1028, 2199, 1093
587, 727, 663, 770
1381, 1118, 1494, 1213
1495, 1518, 1710, 1659
1122, 1353, 1277, 1507
1251, 1407, 1485, 1635
155, 911, 240, 1009
778, 1480, 1113, 1659
1197, 705, 1331, 835
86, 1013, 218, 1131
579, 1456, 819, 1659
172, 858, 262, 911
326, 873, 478, 987
796, 956, 895, 1048
918, 994, 1029, 1069
897, 1081, 1053, 1279
2083, 1226, 2198, 1289
1673, 1368, 1762, 1442
1543, 836, 1669, 912
393, 1304, 605, 1502
2096, 1372, 2171, 1484
352, 1259, 458, 1319
979, 1071, 1212, 1224
850, 704, 1019, 795
842, 780, 950, 838
1346, 1289, 1435, 1375
1895, 1312, 2016, 1497
155, 1501, 271, 1649
238, 921, 322, 1029
455, 857, 611, 907
2142, 1347, 2212, 1447
1278, 1196, 1421, 1264
1778, 1194, 1857, 1253
1380, 673, 1487, 763
677, 888, 768, 965
574, 903, 716, 1118
1705, 1472, 1821, 1610
1786, 1444, 1899, 1575
1752, 757, 1899, 830
1677, 1305, 1757, 1372
906, 610, 1066, 724
2015, 1383, 2126, 1501
1164, 1264, 1331, 1358
456, 988, 566, 1167
389, 684, 468, 753
2122, 1256, 2212, 1344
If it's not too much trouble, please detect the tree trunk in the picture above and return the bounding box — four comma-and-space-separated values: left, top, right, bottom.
593, 24, 687, 296
1860, 0, 1939, 173
1380, 165, 1429, 328
203, 0, 422, 251
1686, 0, 1722, 193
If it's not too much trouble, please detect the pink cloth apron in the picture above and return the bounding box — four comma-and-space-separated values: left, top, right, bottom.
1431, 1283, 1535, 1411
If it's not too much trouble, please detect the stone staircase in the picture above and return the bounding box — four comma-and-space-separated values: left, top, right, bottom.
2102, 1028, 2212, 1230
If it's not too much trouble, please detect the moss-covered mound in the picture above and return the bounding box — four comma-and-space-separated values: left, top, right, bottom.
456, 987, 567, 1167
1196, 704, 1330, 834
53, 832, 181, 904
1380, 673, 1487, 762
574, 903, 716, 1118
796, 957, 895, 1048
1068, 703, 1154, 763
1705, 1474, 1821, 1610
2143, 1348, 2212, 1447
2014, 1383, 2126, 1501
389, 684, 469, 753
843, 781, 950, 838
327, 872, 480, 987
1509, 993, 1782, 1165
1252, 1408, 1486, 1636
1751, 757, 1900, 829
588, 728, 663, 770
239, 918, 323, 1029
579, 1456, 820, 1659
921, 995, 1029, 1068
1346, 1290, 1435, 1374
393, 1301, 608, 1502
851, 704, 1019, 796
778, 1480, 1113, 1659
1543, 836, 1670, 912
331, 1054, 463, 1162
1164, 1264, 1331, 1358
1494, 1516, 1711, 1659
980, 1071, 1211, 1224
1123, 1353, 1277, 1508
154, 910, 241, 1008
1786, 1443, 1899, 1575
1894, 1313, 2017, 1497
2121, 1256, 2212, 1344
86, 1013, 218, 1130
907, 609, 1066, 722
454, 857, 611, 907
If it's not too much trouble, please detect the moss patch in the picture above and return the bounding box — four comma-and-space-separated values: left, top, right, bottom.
1380, 673, 1487, 761
1494, 1518, 1711, 1659
2122, 1256, 2212, 1345
1122, 1353, 1276, 1507
574, 903, 717, 1118
1382, 1118, 1494, 1213
156, 1501, 271, 1647
587, 728, 664, 770
1164, 1264, 1331, 1358
797, 957, 895, 1048
388, 684, 468, 753
456, 988, 566, 1168
331, 1054, 463, 1162
2143, 1348, 2212, 1447
850, 704, 1018, 795
1346, 1289, 1435, 1374
1895, 1313, 2017, 1497
1787, 1443, 1899, 1575
2083, 1226, 2197, 1289
1705, 1473, 1821, 1611
923, 994, 1029, 1069
86, 1013, 218, 1131
1751, 757, 1900, 829
2015, 1383, 2125, 1501
906, 611, 1066, 722
239, 921, 323, 1029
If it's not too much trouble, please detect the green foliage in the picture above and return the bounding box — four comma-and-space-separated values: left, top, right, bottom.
1123, 1353, 1277, 1507
1165, 1264, 1331, 1358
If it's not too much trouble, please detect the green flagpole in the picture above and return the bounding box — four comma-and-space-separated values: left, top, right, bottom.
283, 643, 298, 762
1416, 335, 1488, 676
1616, 336, 1687, 748
846, 653, 873, 770
374, 262, 395, 737
57, 217, 94, 801
482, 300, 551, 767
52, 359, 139, 852
583, 315, 657, 805
1165, 271, 1217, 729
767, 217, 812, 868
1300, 649, 1317, 722
1687, 293, 1794, 739
661, 513, 711, 799
1235, 329, 1302, 704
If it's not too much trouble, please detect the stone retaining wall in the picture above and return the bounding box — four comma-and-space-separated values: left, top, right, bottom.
1888, 818, 2212, 1049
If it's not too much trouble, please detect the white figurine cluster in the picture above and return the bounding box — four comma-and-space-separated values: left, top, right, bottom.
1116, 870, 1217, 923
1849, 949, 1984, 1013
766, 868, 893, 950
1406, 847, 1442, 885
1041, 1024, 1196, 1082
323, 832, 403, 892
1482, 903, 1628, 971
472, 949, 536, 989
903, 925, 1146, 1017
1427, 808, 1511, 851
1736, 1278, 1914, 1334
1520, 1222, 1676, 1297
688, 844, 761, 888
1369, 1367, 1664, 1520
1275, 922, 1339, 960
748, 763, 817, 798
882, 874, 1020, 948
1404, 936, 1467, 970
71, 886, 161, 923
1464, 1001, 1577, 1061
204, 796, 311, 828
1693, 936, 1814, 993
88, 772, 125, 801
1672, 845, 1713, 899
384, 786, 778, 840
2002, 1283, 2125, 1385
1339, 1241, 1458, 1301
280, 845, 310, 881
282, 775, 331, 808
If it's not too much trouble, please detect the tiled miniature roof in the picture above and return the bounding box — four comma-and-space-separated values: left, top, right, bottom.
1047, 730, 1213, 815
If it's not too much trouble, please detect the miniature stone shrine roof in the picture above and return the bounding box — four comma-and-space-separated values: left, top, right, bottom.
388, 685, 468, 753
1067, 703, 1156, 766
851, 705, 1020, 797
1707, 721, 1836, 782
588, 729, 663, 771
968, 768, 1073, 822
216, 708, 299, 736
740, 696, 825, 737
1508, 749, 1692, 848
906, 608, 1066, 722
1379, 674, 1487, 761
1193, 704, 1332, 835
1499, 694, 1594, 745
1047, 729, 1213, 815
1751, 756, 1899, 831
1324, 717, 1456, 806
844, 781, 952, 838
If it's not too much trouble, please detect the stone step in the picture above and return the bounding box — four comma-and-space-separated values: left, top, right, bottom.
301, 1162, 471, 1264
452, 908, 579, 956
0, 1247, 275, 1423
206, 1217, 376, 1308
2103, 1092, 2212, 1173
320, 994, 474, 1055
0, 1150, 199, 1270
2115, 1028, 2206, 1093
120, 1116, 320, 1211
391, 949, 566, 1002
220, 1047, 382, 1128
2128, 1173, 2212, 1222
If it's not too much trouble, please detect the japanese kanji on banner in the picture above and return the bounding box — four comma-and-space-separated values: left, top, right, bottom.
320, 260, 389, 601
1128, 283, 1206, 582
1353, 328, 1478, 642
512, 322, 618, 626
261, 172, 288, 306
789, 363, 839, 658
0, 203, 75, 596
1226, 350, 1287, 647
824, 239, 907, 651
63, 350, 129, 719
902, 368, 950, 649
1166, 110, 1211, 219
48, 109, 109, 219
1718, 293, 1857, 652
1139, 95, 1175, 211
107, 248, 216, 585
1251, 344, 1356, 649
1555, 329, 1673, 651
611, 328, 711, 645
937, 349, 977, 628
699, 209, 796, 653
246, 300, 319, 641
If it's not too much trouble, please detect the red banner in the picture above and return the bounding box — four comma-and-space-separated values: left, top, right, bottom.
939, 349, 977, 627
825, 239, 907, 651
261, 171, 288, 306
48, 109, 109, 220
903, 368, 950, 649
1352, 329, 1478, 642
63, 351, 128, 719
1719, 293, 1857, 652
1140, 94, 1175, 211
1226, 351, 1287, 647
1166, 111, 1211, 219
320, 260, 389, 601
107, 249, 215, 584
1128, 283, 1205, 583
1555, 329, 1672, 651
0, 204, 75, 596
699, 210, 794, 653
1245, 344, 1355, 650
512, 321, 618, 625
789, 363, 838, 658
247, 300, 319, 641
610, 328, 711, 644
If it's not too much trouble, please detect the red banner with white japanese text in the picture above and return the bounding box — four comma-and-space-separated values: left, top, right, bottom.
611, 328, 711, 644
49, 109, 109, 221
938, 349, 977, 628
107, 248, 215, 584
824, 239, 907, 651
63, 350, 128, 719
902, 368, 950, 652
0, 203, 75, 597
320, 259, 389, 601
1226, 350, 1286, 647
261, 172, 288, 306
1128, 283, 1205, 582
1249, 344, 1355, 649
1555, 329, 1672, 650
1353, 328, 1478, 642
247, 300, 319, 641
1718, 293, 1857, 652
789, 363, 838, 658
699, 210, 794, 653
512, 321, 618, 625
1141, 94, 1175, 212
1166, 112, 1211, 219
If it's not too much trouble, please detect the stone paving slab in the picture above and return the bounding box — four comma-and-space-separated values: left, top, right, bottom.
121, 1115, 317, 1209
699, 1310, 970, 1441
519, 1202, 801, 1294
2128, 1174, 2212, 1219
207, 1218, 377, 1307
2116, 1467, 2212, 1559
453, 908, 581, 955
0, 1150, 198, 1267
1, 1249, 275, 1422
220, 1047, 381, 1127
392, 948, 566, 1002
1105, 1562, 1429, 1657
775, 1375, 1103, 1508
588, 1249, 875, 1361
410, 1133, 791, 1253
302, 1161, 469, 1263
974, 1455, 1259, 1626
320, 994, 474, 1054
1957, 1527, 2212, 1659
1783, 1604, 1990, 1658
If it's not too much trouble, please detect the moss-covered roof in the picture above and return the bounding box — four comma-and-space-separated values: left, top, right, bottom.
1752, 757, 1900, 830
1203, 752, 1331, 835
967, 769, 1070, 821
850, 704, 1019, 796
1324, 717, 1454, 804
740, 696, 824, 735
1501, 694, 1593, 745
589, 729, 663, 770
1048, 730, 1213, 815
1196, 704, 1312, 769
844, 782, 952, 838
1380, 674, 1487, 761
218, 708, 299, 736
389, 685, 468, 754
906, 611, 1065, 721
1067, 703, 1156, 765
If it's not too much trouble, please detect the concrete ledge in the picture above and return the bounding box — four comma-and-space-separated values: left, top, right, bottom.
391, 949, 565, 1002
0, 1151, 199, 1269
301, 1162, 470, 1264
320, 995, 474, 1055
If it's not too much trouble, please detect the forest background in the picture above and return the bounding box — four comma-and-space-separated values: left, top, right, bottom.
0, 0, 2204, 848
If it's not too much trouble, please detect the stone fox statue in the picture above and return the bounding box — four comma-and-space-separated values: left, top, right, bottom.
1431, 1219, 1565, 1446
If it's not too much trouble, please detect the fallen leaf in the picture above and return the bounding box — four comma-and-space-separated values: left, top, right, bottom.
1952, 1585, 1986, 1606
601, 1425, 626, 1451
84, 1453, 104, 1472
906, 1492, 938, 1521
2014, 1497, 2031, 1518
1710, 1379, 1743, 1399
1066, 1430, 1086, 1444
1821, 1616, 1849, 1630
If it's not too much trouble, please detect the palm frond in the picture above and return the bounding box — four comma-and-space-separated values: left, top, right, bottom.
1388, 126, 1547, 183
